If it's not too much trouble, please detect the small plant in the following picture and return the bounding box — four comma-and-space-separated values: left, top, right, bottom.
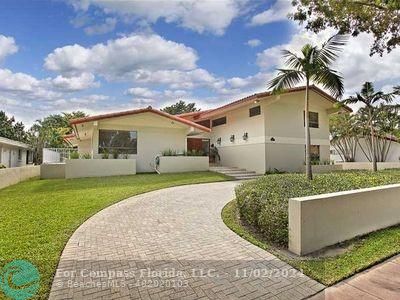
112, 149, 119, 159
161, 149, 177, 156
122, 153, 129, 159
101, 149, 109, 159
0, 164, 6, 169
80, 153, 91, 159
70, 151, 80, 159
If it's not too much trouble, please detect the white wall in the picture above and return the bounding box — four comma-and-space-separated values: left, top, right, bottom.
65, 159, 136, 179
0, 166, 40, 189
158, 156, 209, 173
354, 138, 400, 162
0, 146, 27, 168
289, 184, 400, 255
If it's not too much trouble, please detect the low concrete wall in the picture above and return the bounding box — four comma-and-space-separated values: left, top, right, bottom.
0, 165, 40, 189
65, 159, 136, 179
289, 184, 400, 256
300, 164, 343, 173
158, 156, 209, 173
337, 162, 400, 170
41, 163, 66, 179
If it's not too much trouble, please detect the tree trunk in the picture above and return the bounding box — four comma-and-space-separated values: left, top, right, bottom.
305, 81, 313, 180
369, 108, 378, 172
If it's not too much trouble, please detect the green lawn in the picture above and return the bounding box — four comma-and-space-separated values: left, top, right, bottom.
0, 172, 229, 299
222, 198, 400, 286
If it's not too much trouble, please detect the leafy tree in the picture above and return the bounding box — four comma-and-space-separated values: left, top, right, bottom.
330, 113, 360, 162
291, 0, 400, 55
0, 111, 28, 142
161, 100, 199, 115
343, 82, 397, 171
267, 34, 347, 180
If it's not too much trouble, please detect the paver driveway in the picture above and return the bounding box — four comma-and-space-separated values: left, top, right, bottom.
49, 181, 324, 299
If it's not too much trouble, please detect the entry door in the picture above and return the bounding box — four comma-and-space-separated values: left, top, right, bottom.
187, 138, 210, 155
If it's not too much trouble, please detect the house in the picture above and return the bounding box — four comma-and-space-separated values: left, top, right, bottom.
68, 86, 351, 174
0, 137, 32, 168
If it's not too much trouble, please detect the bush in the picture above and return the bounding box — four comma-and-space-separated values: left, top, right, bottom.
235, 171, 400, 247
80, 153, 91, 159
0, 164, 6, 169
161, 149, 177, 156
70, 151, 79, 159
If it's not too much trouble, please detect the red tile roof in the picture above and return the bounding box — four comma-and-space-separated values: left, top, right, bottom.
69, 107, 211, 132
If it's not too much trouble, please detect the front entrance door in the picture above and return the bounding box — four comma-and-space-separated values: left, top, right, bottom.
187, 138, 210, 156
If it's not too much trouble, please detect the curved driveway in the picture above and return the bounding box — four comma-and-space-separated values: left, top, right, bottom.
49, 181, 324, 299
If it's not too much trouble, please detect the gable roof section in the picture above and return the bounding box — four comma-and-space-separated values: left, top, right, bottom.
0, 136, 30, 149
198, 85, 352, 119
69, 107, 211, 132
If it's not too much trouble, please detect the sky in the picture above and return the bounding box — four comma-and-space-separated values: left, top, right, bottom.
1, 0, 400, 127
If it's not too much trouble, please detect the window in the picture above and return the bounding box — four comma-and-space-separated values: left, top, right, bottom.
196, 119, 210, 128
249, 106, 261, 117
98, 130, 137, 154
304, 111, 319, 128
212, 117, 226, 127
310, 145, 320, 161
18, 149, 22, 160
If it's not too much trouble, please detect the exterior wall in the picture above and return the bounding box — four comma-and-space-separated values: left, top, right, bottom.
337, 162, 400, 170
65, 159, 136, 179
0, 166, 40, 189
40, 163, 66, 179
0, 146, 27, 168
289, 184, 400, 255
158, 156, 209, 173
300, 164, 342, 173
354, 138, 400, 162
209, 90, 332, 173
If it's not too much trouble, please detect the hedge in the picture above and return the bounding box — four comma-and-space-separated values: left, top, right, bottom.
235, 171, 400, 246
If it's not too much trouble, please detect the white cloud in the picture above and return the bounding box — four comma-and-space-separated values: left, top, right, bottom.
0, 35, 18, 62
69, 0, 247, 35
51, 72, 99, 91
125, 87, 159, 98
84, 17, 117, 35
246, 39, 262, 47
0, 69, 39, 92
249, 0, 294, 26
44, 34, 198, 79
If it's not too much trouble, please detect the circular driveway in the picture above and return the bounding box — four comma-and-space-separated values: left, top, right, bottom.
49, 181, 324, 299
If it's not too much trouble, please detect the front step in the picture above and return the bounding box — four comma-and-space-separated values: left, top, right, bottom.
210, 166, 262, 180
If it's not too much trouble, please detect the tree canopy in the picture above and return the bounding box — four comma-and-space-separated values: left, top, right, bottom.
291, 0, 400, 55
161, 100, 199, 115
0, 111, 28, 143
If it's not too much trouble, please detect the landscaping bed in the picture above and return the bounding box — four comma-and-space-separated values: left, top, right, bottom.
224, 170, 400, 285
0, 172, 230, 299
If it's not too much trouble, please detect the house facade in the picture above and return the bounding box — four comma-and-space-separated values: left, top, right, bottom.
0, 137, 32, 168
68, 86, 350, 174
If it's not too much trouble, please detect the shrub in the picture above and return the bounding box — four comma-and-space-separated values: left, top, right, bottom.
235, 171, 400, 247
161, 149, 177, 156
80, 153, 91, 159
101, 149, 109, 159
0, 164, 6, 169
70, 151, 79, 159
112, 149, 119, 159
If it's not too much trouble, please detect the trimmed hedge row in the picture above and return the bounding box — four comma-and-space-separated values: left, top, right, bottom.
235, 171, 400, 246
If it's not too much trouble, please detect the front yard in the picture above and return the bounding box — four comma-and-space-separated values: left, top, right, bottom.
0, 172, 229, 299
223, 170, 400, 285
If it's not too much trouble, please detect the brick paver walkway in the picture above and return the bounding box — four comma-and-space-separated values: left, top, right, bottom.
49, 181, 324, 299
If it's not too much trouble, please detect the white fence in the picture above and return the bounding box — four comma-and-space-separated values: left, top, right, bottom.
43, 148, 75, 163
289, 184, 400, 255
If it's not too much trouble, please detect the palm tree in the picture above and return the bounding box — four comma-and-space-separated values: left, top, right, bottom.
344, 82, 395, 171
267, 35, 347, 180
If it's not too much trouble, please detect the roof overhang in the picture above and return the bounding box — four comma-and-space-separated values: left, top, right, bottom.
0, 137, 30, 149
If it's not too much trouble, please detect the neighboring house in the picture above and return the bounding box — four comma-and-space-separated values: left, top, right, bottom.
0, 137, 32, 168
68, 86, 350, 174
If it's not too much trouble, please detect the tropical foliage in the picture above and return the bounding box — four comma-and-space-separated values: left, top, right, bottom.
291, 0, 400, 55
161, 100, 199, 115
0, 111, 29, 143
267, 34, 347, 180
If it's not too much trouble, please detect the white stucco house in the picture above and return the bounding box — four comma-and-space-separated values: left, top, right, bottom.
0, 137, 32, 168
66, 86, 351, 174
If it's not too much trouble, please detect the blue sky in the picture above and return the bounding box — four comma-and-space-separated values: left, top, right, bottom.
1, 0, 399, 126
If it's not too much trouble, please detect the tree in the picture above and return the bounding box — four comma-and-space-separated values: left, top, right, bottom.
267, 34, 346, 180
161, 100, 199, 115
0, 111, 28, 142
343, 82, 396, 171
291, 0, 400, 55
330, 113, 360, 162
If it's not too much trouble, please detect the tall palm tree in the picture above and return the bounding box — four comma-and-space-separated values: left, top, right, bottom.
344, 82, 395, 171
267, 34, 347, 180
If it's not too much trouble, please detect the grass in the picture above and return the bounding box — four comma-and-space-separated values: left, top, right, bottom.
0, 172, 230, 299
222, 198, 400, 286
